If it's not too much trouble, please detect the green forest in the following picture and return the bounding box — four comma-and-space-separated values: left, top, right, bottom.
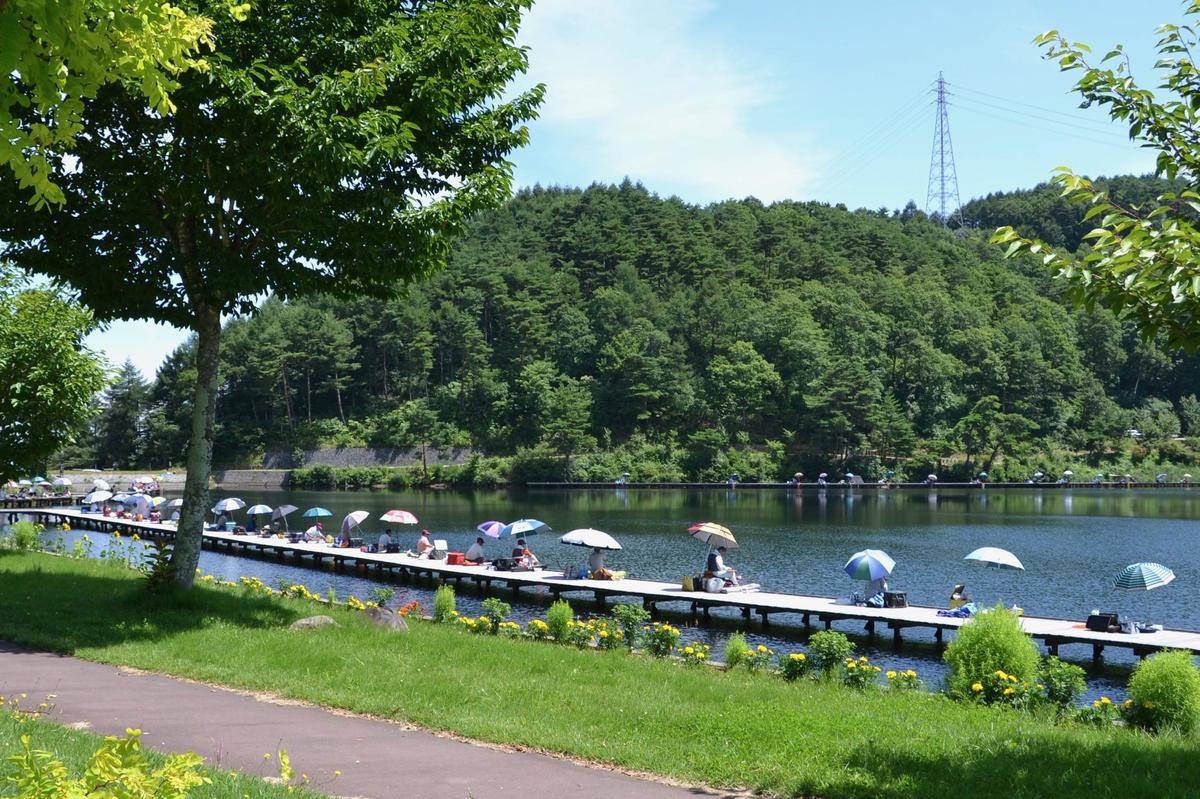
61, 176, 1200, 484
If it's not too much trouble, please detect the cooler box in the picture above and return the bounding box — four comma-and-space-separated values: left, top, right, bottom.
224, 522, 236, 532
446, 552, 465, 565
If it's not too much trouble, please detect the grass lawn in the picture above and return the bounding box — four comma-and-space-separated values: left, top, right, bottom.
0, 712, 324, 798
0, 551, 1197, 798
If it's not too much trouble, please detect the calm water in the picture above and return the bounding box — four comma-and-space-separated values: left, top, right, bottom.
30, 486, 1200, 701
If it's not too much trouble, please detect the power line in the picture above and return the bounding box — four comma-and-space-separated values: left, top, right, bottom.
949, 82, 1121, 129
951, 95, 1130, 139
949, 102, 1139, 150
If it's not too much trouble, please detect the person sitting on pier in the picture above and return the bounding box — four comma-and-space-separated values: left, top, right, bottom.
149, 509, 161, 523
377, 529, 393, 552
588, 547, 615, 580
408, 529, 434, 558
513, 538, 540, 568
706, 546, 739, 586
949, 584, 970, 609
864, 575, 888, 607
465, 536, 487, 564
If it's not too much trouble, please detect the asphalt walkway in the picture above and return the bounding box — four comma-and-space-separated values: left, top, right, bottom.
0, 643, 733, 799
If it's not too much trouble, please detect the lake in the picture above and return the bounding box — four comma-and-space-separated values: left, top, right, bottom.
33, 486, 1200, 700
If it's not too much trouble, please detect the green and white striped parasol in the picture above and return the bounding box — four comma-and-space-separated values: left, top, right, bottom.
1113, 562, 1175, 592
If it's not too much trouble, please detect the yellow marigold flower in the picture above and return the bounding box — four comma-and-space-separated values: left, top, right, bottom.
1003, 687, 1014, 696
846, 661, 857, 669
790, 653, 805, 661
1144, 700, 1156, 709
971, 682, 983, 693
905, 670, 917, 678
684, 647, 695, 655
886, 671, 897, 679
1122, 699, 1134, 708
696, 652, 706, 659
1093, 700, 1102, 707
1100, 696, 1112, 705
995, 670, 1007, 679
758, 645, 768, 652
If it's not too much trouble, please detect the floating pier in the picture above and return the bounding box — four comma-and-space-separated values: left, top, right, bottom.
16, 506, 1200, 662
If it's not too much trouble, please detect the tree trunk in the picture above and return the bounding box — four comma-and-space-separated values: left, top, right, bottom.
382, 350, 389, 399
335, 367, 345, 422
168, 306, 221, 588
305, 364, 312, 422
280, 364, 294, 427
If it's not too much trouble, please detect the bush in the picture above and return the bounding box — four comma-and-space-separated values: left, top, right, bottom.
526, 618, 552, 641
843, 655, 882, 690
1127, 650, 1200, 733
432, 585, 456, 623
5, 520, 42, 551
547, 599, 573, 643
7, 728, 209, 799
943, 606, 1039, 698
807, 630, 854, 676
744, 643, 774, 673
779, 652, 812, 681
723, 633, 751, 669
481, 597, 511, 634
368, 587, 395, 607
1039, 657, 1086, 711
642, 622, 680, 657
677, 642, 711, 665
610, 603, 650, 650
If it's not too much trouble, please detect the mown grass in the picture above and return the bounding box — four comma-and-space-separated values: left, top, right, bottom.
0, 712, 324, 798
1, 552, 1197, 798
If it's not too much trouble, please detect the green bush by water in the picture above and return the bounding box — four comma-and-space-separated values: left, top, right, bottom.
943, 606, 1040, 698
723, 632, 750, 669
1127, 650, 1200, 733
546, 599, 573, 643
1040, 656, 1087, 711
432, 585, 456, 623
807, 630, 854, 676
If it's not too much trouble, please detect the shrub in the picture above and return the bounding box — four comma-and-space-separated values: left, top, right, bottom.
610, 603, 650, 649
547, 599, 573, 643
744, 644, 775, 673
723, 633, 751, 669
5, 520, 42, 551
1039, 656, 1086, 710
966, 668, 1038, 709
1074, 696, 1122, 727
564, 619, 595, 648
592, 617, 624, 649
943, 606, 1039, 698
1127, 650, 1200, 733
7, 727, 210, 799
642, 622, 680, 657
843, 655, 882, 690
526, 618, 552, 641
368, 587, 395, 607
807, 630, 854, 676
481, 597, 511, 634
432, 585, 456, 623
886, 668, 921, 691
779, 652, 812, 681
677, 642, 711, 665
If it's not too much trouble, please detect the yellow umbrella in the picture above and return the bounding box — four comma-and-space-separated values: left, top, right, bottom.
687, 522, 738, 549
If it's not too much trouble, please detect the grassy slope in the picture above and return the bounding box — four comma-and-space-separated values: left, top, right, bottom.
0, 713, 325, 798
0, 552, 1196, 798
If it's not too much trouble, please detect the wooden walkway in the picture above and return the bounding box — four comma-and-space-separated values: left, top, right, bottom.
15, 506, 1200, 661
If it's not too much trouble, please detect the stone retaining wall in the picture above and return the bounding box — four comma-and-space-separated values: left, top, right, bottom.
212, 469, 290, 489
261, 446, 473, 469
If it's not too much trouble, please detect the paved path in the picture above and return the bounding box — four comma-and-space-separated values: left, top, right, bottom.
0, 643, 730, 799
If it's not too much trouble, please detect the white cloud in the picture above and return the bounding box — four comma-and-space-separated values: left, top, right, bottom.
516, 0, 819, 202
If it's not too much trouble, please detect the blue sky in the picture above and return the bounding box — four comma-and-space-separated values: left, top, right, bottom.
93, 0, 1176, 378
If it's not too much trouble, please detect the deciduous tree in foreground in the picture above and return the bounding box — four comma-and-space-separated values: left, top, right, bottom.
0, 0, 246, 208
993, 1, 1200, 350
0, 0, 543, 586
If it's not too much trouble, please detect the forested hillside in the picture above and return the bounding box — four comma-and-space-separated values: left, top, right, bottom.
66, 178, 1200, 482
